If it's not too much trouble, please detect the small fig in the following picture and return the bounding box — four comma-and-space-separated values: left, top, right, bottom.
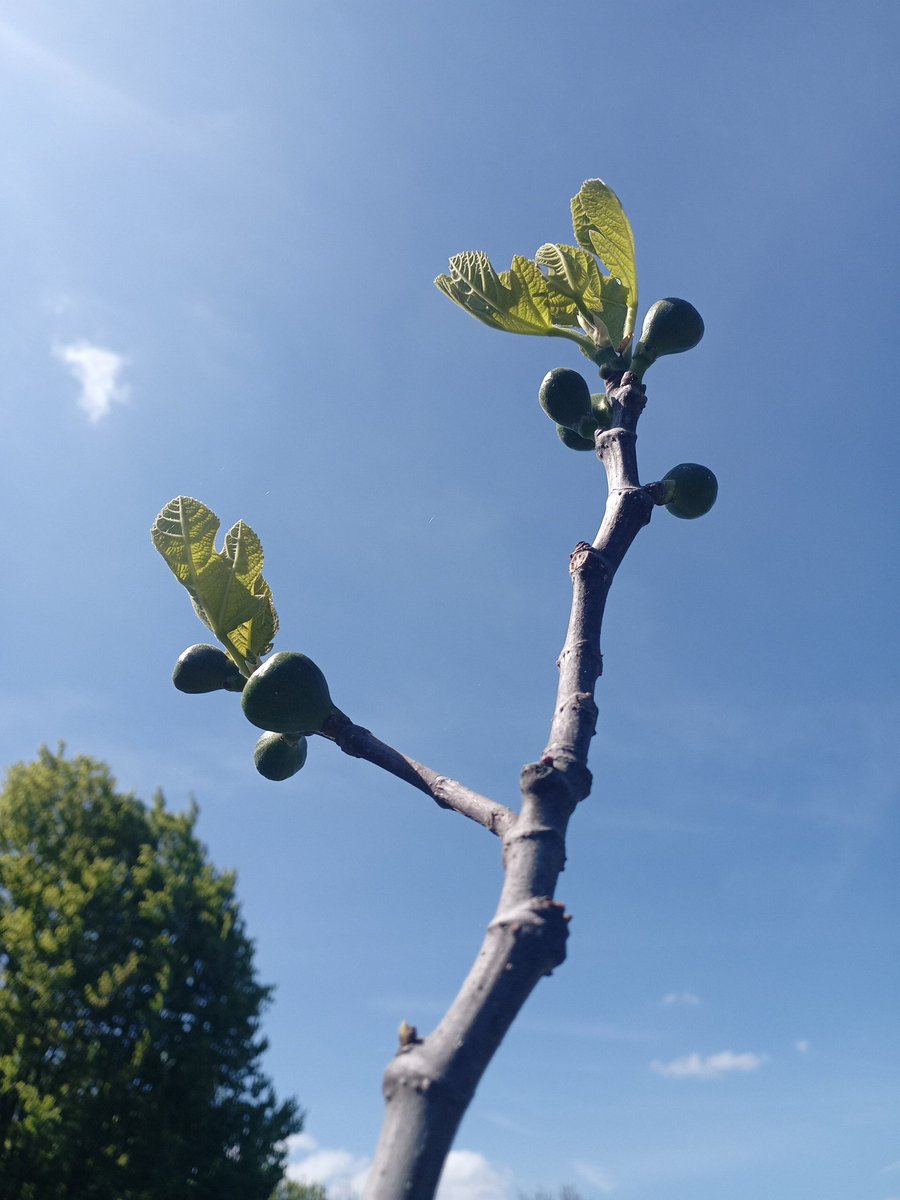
556, 423, 595, 451
630, 298, 704, 378
173, 644, 244, 694
241, 651, 336, 735
254, 731, 308, 781
539, 368, 591, 430
662, 463, 718, 519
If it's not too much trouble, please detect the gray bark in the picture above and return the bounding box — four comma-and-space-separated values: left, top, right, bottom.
351, 375, 658, 1199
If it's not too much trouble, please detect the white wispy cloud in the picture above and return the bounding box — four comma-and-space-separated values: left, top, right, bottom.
661, 990, 701, 1006
54, 341, 130, 421
650, 1049, 767, 1080
285, 1132, 368, 1198
438, 1149, 512, 1200
284, 1133, 512, 1200
793, 1038, 810, 1053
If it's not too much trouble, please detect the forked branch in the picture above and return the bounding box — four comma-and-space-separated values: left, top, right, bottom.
362, 374, 655, 1200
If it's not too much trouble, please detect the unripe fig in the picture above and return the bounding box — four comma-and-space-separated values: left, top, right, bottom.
254, 731, 308, 781
241, 651, 336, 735
662, 462, 718, 519
556, 423, 595, 451
173, 644, 244, 694
630, 298, 704, 378
539, 368, 591, 430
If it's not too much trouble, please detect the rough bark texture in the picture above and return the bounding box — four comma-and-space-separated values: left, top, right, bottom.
357, 375, 656, 1199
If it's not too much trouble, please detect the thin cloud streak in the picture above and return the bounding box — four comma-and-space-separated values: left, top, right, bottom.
651, 1050, 768, 1079
0, 18, 162, 130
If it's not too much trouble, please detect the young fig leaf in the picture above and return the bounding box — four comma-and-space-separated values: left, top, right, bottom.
570, 179, 638, 338
535, 243, 630, 349
435, 179, 639, 368
435, 251, 588, 344
151, 497, 278, 672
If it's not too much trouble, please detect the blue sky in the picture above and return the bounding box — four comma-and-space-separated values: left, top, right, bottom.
1, 2, 898, 1197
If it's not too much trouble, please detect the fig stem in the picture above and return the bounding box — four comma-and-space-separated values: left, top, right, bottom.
219, 631, 256, 679
645, 479, 676, 506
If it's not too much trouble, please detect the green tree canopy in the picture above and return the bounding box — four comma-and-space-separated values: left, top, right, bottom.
0, 747, 301, 1200
270, 1181, 330, 1200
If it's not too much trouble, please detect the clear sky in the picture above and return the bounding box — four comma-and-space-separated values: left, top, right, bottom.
1, 2, 898, 1197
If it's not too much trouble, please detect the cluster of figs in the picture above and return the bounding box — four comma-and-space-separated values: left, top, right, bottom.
172, 646, 340, 781
539, 296, 717, 520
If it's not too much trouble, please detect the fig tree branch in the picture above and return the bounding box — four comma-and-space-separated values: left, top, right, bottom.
322, 713, 516, 836
361, 374, 655, 1200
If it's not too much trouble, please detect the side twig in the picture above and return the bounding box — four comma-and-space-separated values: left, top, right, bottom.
323, 714, 516, 837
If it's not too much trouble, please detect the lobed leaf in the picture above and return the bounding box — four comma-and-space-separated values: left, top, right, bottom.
229, 573, 278, 662
151, 497, 278, 669
535, 243, 633, 347
436, 179, 639, 362
435, 251, 594, 352
535, 243, 605, 311
570, 179, 638, 337
151, 496, 220, 589
435, 251, 546, 336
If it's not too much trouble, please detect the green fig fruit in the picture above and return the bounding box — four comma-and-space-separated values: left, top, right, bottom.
556, 423, 596, 451
630, 298, 704, 378
539, 368, 592, 430
241, 651, 336, 735
173, 644, 244, 694
254, 731, 308, 781
662, 463, 718, 519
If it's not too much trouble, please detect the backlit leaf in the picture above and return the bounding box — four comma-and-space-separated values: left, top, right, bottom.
570, 179, 638, 336
151, 497, 278, 671
229, 573, 278, 662
435, 251, 594, 351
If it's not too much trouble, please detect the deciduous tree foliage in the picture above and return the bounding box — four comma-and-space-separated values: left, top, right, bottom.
270, 1181, 330, 1200
0, 747, 301, 1200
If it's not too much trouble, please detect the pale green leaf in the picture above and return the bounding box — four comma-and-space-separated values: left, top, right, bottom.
222, 521, 277, 660
190, 557, 266, 641
229, 573, 278, 662
151, 496, 219, 588
435, 251, 550, 336
570, 179, 638, 336
535, 242, 630, 343
223, 521, 264, 584
535, 243, 623, 346
535, 243, 606, 312
151, 497, 279, 670
586, 275, 630, 349
435, 250, 594, 352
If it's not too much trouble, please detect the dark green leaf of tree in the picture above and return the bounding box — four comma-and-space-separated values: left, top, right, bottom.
0, 747, 302, 1200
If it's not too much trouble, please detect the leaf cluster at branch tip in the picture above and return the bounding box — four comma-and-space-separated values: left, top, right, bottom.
435, 179, 638, 368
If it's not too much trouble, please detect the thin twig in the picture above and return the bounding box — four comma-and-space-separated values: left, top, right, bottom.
322, 714, 516, 837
